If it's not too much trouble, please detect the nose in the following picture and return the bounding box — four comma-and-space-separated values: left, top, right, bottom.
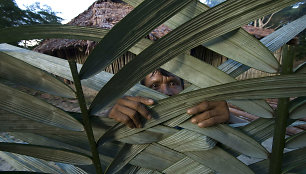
159, 85, 174, 96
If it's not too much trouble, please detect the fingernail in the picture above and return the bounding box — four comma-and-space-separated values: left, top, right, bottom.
147, 115, 152, 119
191, 118, 197, 123
148, 99, 154, 104
187, 109, 192, 114
198, 123, 204, 127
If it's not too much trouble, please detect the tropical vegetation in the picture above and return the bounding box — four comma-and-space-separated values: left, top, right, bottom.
0, 0, 305, 174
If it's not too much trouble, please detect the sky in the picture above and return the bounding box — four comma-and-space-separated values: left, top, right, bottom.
15, 0, 97, 24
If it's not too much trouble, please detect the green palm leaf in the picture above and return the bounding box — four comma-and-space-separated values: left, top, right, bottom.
0, 83, 83, 131
261, 15, 306, 53
0, 24, 107, 43
105, 144, 149, 174
0, 51, 75, 98
203, 28, 278, 73
129, 143, 185, 171
126, 0, 279, 73
90, 0, 299, 114
294, 62, 306, 73
9, 132, 90, 156
180, 122, 268, 159
240, 118, 275, 143
249, 147, 306, 174
289, 97, 306, 119
286, 131, 306, 149
79, 0, 194, 79
162, 157, 213, 174
219, 15, 306, 78
0, 142, 92, 165
118, 125, 178, 144
185, 147, 255, 174
0, 109, 84, 135
0, 134, 89, 174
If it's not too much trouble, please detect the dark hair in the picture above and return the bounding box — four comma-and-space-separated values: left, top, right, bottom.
140, 68, 184, 88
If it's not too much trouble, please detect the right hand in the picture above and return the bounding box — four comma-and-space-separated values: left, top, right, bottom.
108, 96, 154, 128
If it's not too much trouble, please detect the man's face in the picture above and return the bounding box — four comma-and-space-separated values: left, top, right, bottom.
143, 70, 183, 96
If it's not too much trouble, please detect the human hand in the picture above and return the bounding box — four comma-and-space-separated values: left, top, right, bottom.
187, 101, 229, 128
108, 96, 154, 128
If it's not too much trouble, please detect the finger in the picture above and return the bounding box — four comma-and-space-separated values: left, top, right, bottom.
110, 111, 136, 128
187, 101, 210, 115
118, 98, 152, 120
190, 109, 218, 124
125, 96, 154, 106
197, 115, 225, 128
117, 104, 142, 128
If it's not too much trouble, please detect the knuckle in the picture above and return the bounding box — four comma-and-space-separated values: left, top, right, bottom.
209, 117, 216, 124
206, 111, 212, 118
135, 103, 143, 110
121, 117, 130, 124
130, 110, 137, 117
201, 101, 209, 107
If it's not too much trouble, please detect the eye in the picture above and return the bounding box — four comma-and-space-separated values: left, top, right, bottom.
169, 81, 177, 86
151, 83, 159, 89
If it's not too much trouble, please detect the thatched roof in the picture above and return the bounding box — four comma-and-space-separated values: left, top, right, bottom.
34, 1, 171, 56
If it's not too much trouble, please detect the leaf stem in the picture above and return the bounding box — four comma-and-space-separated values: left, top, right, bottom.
68, 60, 103, 174
269, 45, 294, 174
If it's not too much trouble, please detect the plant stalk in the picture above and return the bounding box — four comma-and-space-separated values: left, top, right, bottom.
269, 45, 294, 174
68, 59, 103, 174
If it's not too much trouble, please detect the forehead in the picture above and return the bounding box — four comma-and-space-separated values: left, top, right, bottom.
145, 70, 180, 82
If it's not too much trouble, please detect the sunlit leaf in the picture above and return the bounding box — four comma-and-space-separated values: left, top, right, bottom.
162, 157, 213, 174
261, 15, 306, 52
203, 28, 278, 73
0, 83, 83, 131
0, 24, 107, 43
180, 122, 268, 159
0, 51, 75, 98
219, 15, 306, 77
0, 109, 83, 135
105, 144, 149, 174
185, 146, 255, 174
0, 142, 92, 165
129, 143, 185, 171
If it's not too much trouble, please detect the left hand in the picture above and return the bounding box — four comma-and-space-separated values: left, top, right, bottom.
187, 101, 229, 128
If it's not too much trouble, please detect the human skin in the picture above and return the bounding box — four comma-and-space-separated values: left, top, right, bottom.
108, 70, 230, 128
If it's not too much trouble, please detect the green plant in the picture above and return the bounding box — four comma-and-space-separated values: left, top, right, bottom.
0, 0, 305, 173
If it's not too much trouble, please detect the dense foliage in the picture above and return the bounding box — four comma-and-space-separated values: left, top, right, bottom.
0, 0, 62, 28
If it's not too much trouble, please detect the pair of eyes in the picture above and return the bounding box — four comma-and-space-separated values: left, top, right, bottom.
150, 81, 179, 89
